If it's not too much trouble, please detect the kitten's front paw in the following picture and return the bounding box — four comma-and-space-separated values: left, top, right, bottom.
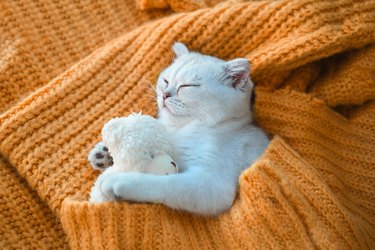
99, 173, 163, 204
88, 142, 113, 171
101, 174, 125, 200
100, 173, 137, 201
89, 172, 116, 203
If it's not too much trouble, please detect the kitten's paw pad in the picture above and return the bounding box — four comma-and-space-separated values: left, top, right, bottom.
88, 142, 113, 171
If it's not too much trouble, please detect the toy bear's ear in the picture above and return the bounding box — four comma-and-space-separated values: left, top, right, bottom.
101, 117, 124, 150
172, 42, 189, 58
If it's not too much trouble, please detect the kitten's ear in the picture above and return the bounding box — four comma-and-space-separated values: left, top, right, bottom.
172, 42, 189, 57
224, 58, 251, 90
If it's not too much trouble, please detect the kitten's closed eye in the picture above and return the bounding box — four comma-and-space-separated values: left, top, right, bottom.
177, 84, 200, 93
163, 78, 169, 87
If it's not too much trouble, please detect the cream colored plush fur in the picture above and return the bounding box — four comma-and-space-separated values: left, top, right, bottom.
89, 114, 178, 202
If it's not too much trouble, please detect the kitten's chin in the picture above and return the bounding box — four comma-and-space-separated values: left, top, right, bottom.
160, 106, 188, 123
159, 106, 175, 119
162, 104, 181, 116
162, 105, 172, 114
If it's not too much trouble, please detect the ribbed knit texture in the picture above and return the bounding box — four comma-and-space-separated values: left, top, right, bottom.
0, 0, 374, 249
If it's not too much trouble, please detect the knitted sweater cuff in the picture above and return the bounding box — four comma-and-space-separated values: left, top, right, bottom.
60, 136, 367, 249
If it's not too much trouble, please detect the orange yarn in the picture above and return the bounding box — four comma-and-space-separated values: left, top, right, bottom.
137, 0, 208, 12
0, 0, 374, 249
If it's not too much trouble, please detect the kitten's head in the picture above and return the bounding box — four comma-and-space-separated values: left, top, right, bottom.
156, 42, 254, 126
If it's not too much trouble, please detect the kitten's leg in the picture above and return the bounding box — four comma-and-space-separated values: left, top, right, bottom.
87, 142, 114, 171
99, 169, 236, 215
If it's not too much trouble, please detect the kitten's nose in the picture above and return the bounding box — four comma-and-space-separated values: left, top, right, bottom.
163, 92, 171, 100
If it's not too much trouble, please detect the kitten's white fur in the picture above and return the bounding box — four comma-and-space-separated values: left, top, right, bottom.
98, 43, 269, 215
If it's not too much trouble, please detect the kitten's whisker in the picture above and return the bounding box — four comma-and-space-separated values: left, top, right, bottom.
145, 79, 155, 89
145, 80, 158, 101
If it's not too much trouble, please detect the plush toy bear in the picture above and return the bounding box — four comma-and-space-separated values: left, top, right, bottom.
89, 113, 178, 203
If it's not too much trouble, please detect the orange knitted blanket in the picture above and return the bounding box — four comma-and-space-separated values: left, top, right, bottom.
1, 0, 374, 249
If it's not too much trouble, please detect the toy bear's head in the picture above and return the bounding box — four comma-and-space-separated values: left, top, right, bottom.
101, 113, 176, 174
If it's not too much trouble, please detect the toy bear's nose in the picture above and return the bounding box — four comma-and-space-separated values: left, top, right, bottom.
163, 92, 171, 100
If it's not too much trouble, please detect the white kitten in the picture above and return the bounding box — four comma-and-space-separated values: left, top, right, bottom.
93, 43, 269, 216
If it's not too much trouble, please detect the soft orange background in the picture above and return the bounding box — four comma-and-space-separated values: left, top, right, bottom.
0, 0, 374, 249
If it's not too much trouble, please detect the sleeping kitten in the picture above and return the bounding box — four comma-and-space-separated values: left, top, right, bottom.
88, 43, 269, 216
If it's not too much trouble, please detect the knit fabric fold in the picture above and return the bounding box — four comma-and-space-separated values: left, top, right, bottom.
61, 135, 373, 249
0, 0, 374, 248
136, 0, 208, 12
